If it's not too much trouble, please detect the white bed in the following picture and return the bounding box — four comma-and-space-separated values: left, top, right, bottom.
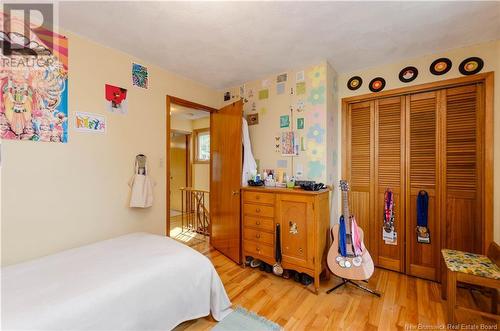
1, 233, 232, 330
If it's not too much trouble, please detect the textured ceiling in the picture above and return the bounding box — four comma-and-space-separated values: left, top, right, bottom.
59, 1, 500, 89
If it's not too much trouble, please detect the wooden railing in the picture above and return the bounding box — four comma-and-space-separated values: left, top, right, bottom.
179, 187, 210, 236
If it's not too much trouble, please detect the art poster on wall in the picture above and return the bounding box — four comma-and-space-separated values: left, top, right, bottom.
280, 115, 290, 128
105, 84, 128, 114
75, 112, 106, 134
281, 131, 297, 156
132, 63, 148, 89
0, 20, 69, 142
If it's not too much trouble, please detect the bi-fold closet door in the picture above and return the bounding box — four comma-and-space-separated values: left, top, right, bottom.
345, 82, 484, 282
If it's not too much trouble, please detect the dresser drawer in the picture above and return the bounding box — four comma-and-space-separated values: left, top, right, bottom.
243, 240, 274, 259
243, 191, 275, 205
243, 228, 274, 246
243, 203, 274, 218
243, 216, 274, 232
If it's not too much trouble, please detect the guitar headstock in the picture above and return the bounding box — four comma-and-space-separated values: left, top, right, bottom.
339, 180, 350, 192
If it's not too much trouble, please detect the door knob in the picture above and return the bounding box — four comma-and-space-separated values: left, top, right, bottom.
232, 191, 240, 195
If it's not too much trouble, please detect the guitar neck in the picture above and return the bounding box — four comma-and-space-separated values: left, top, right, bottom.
342, 191, 351, 235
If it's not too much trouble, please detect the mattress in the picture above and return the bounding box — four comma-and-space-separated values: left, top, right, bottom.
1, 232, 232, 330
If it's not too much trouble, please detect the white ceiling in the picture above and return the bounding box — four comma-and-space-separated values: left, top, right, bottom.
171, 104, 209, 120
59, 1, 500, 90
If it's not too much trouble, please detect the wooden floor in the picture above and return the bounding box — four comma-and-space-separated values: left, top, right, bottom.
174, 240, 498, 331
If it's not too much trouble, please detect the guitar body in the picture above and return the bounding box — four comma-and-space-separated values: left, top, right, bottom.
327, 223, 374, 280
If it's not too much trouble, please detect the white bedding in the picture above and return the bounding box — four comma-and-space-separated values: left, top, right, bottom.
1, 233, 232, 330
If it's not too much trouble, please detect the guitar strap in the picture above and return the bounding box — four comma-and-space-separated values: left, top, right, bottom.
351, 216, 363, 256
338, 216, 347, 257
416, 190, 430, 243
383, 189, 394, 232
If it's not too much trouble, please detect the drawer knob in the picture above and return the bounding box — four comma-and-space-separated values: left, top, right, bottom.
256, 247, 260, 252
256, 221, 261, 225
299, 248, 303, 254
256, 208, 261, 213
256, 234, 261, 239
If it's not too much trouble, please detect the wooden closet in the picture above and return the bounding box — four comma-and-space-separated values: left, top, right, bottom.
342, 73, 493, 282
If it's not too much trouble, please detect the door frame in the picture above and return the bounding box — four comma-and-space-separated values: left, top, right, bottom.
341, 72, 494, 254
166, 96, 217, 236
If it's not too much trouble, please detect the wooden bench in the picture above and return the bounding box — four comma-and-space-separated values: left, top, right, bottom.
441, 242, 500, 323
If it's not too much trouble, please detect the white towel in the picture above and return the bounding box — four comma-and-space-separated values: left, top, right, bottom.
129, 163, 154, 208
242, 117, 257, 186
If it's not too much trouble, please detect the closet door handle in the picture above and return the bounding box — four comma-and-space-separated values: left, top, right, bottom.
255, 234, 261, 239
256, 221, 261, 226
255, 208, 261, 213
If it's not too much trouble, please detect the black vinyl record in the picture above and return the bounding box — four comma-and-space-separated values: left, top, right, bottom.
369, 77, 386, 92
399, 66, 418, 83
347, 76, 362, 90
459, 57, 484, 76
430, 58, 452, 75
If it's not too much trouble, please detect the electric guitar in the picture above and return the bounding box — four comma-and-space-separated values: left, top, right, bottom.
327, 180, 374, 280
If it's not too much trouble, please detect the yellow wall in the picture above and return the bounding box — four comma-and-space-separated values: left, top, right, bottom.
192, 117, 210, 192
337, 40, 500, 242
170, 134, 187, 211
1, 31, 219, 265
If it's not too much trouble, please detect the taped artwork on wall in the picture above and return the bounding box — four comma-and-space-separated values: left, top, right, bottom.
308, 86, 325, 105
75, 112, 106, 134
276, 82, 285, 95
277, 159, 288, 168
132, 63, 148, 89
297, 118, 304, 129
281, 131, 296, 156
274, 136, 281, 152
296, 100, 305, 112
276, 73, 287, 83
296, 82, 306, 95
258, 89, 269, 100
296, 71, 305, 82
246, 113, 259, 125
105, 84, 128, 114
224, 91, 231, 101
280, 115, 290, 128
0, 29, 68, 142
259, 107, 267, 116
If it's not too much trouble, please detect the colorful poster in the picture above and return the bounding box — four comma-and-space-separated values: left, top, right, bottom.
132, 63, 148, 89
258, 89, 269, 100
276, 73, 287, 83
280, 115, 289, 128
0, 21, 69, 142
75, 112, 106, 134
105, 84, 128, 114
296, 71, 305, 82
246, 113, 259, 125
281, 131, 296, 156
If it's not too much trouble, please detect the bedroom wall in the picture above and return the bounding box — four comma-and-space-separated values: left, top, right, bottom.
336, 40, 500, 242
222, 62, 331, 185
192, 117, 210, 192
1, 31, 220, 265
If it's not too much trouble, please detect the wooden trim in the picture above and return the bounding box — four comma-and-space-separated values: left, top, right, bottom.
166, 95, 213, 238
186, 133, 192, 188
342, 72, 494, 104
484, 73, 494, 253
193, 128, 210, 164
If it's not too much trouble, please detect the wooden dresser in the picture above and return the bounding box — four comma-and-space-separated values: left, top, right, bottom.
241, 186, 330, 292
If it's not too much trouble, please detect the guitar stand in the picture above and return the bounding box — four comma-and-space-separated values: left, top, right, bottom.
326, 278, 381, 297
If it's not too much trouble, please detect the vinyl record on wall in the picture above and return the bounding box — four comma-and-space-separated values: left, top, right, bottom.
430, 58, 452, 75
399, 66, 418, 83
459, 57, 484, 76
347, 76, 362, 90
369, 77, 386, 92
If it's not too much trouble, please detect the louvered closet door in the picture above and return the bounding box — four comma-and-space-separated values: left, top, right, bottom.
375, 97, 405, 272
442, 84, 483, 254
406, 91, 440, 281
347, 101, 374, 256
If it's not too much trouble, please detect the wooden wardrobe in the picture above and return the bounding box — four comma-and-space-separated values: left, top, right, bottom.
342, 73, 494, 282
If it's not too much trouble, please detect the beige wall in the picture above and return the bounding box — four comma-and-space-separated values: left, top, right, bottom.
1, 31, 219, 265
192, 117, 210, 192
337, 40, 500, 242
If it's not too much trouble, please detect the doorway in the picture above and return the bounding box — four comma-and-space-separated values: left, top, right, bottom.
166, 96, 216, 244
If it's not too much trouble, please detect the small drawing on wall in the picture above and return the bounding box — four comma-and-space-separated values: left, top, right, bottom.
399, 66, 418, 83
280, 115, 290, 128
132, 63, 148, 88
296, 82, 306, 95
246, 113, 259, 125
75, 112, 106, 134
281, 131, 296, 156
296, 100, 305, 112
297, 118, 304, 129
276, 82, 285, 95
277, 73, 288, 83
224, 91, 231, 101
274, 136, 281, 153
105, 84, 128, 114
259, 89, 269, 100
296, 71, 305, 82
